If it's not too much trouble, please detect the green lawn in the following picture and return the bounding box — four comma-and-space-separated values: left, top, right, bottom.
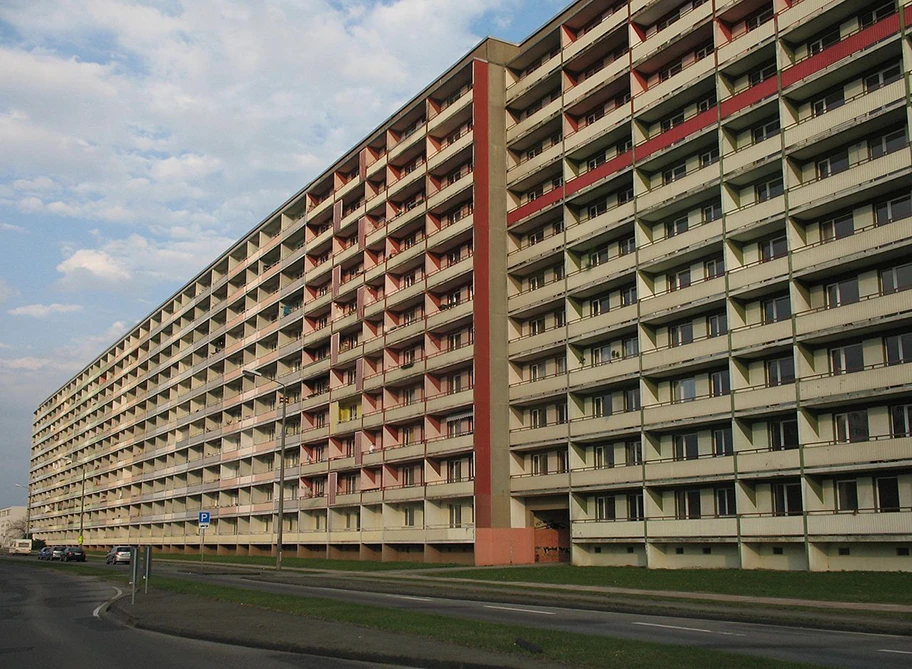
146, 552, 445, 571
153, 576, 813, 669
441, 566, 912, 605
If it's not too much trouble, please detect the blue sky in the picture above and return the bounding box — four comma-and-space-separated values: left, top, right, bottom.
0, 0, 568, 507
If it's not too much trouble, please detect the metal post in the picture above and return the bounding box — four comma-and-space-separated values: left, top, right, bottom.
200, 527, 205, 572
143, 546, 152, 594
78, 468, 86, 545
276, 393, 287, 571
131, 547, 139, 604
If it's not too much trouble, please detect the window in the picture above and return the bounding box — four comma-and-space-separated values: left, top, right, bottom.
447, 458, 470, 483
716, 486, 736, 516
628, 492, 645, 521
694, 41, 713, 61
891, 404, 912, 437
763, 295, 791, 323
403, 506, 416, 527
625, 440, 642, 466
700, 147, 720, 167
702, 201, 722, 222
745, 5, 773, 32
710, 369, 731, 397
880, 263, 912, 294
756, 177, 783, 202
587, 198, 608, 220
527, 273, 545, 291
821, 213, 854, 241
759, 236, 787, 262
826, 278, 860, 307
808, 29, 840, 55
877, 477, 900, 512
594, 444, 614, 469
766, 356, 795, 386
749, 63, 776, 87
665, 215, 689, 238
659, 59, 683, 82
590, 295, 610, 316
596, 496, 616, 521
621, 284, 637, 306
624, 387, 641, 412
529, 317, 546, 336
623, 335, 639, 357
696, 93, 715, 113
531, 452, 548, 475
769, 417, 799, 450
529, 408, 545, 429
865, 61, 902, 91
860, 2, 895, 29
673, 377, 697, 403
835, 410, 869, 443
752, 118, 780, 144
830, 343, 864, 375
556, 402, 568, 424
618, 235, 635, 256
448, 504, 463, 528
675, 489, 702, 519
812, 89, 844, 116
674, 433, 699, 461
886, 333, 912, 365
705, 257, 724, 279
713, 427, 733, 456
592, 395, 611, 418
875, 194, 912, 225
869, 128, 906, 160
816, 150, 849, 179
836, 480, 859, 512
773, 482, 803, 516
708, 313, 728, 337
669, 321, 694, 347
662, 162, 686, 185
669, 268, 691, 291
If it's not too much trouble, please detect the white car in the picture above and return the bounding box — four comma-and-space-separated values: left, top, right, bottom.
105, 545, 132, 564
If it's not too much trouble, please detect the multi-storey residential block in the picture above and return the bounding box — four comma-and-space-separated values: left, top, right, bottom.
31, 0, 912, 570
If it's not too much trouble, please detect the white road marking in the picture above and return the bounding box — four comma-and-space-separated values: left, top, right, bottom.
879, 649, 912, 656
633, 622, 745, 637
484, 605, 556, 616
93, 586, 123, 618
386, 594, 433, 602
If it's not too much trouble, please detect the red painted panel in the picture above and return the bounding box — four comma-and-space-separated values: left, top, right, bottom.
906, 5, 912, 25
781, 14, 900, 88
472, 59, 492, 529
637, 109, 717, 161
720, 78, 777, 118
506, 187, 563, 226
565, 151, 633, 196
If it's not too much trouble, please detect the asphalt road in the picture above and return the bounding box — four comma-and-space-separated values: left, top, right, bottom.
0, 562, 396, 669
146, 562, 912, 669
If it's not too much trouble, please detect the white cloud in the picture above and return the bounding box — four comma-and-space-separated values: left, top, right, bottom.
56, 248, 132, 289
0, 222, 27, 232
8, 303, 84, 317
0, 280, 16, 303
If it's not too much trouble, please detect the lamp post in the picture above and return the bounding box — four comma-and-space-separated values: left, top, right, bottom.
14, 483, 31, 539
243, 368, 289, 570
62, 458, 86, 546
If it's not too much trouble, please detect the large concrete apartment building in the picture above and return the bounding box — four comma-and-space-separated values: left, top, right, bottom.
31, 0, 912, 570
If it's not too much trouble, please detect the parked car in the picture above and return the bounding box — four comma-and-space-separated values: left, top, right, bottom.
50, 546, 66, 560
105, 545, 132, 565
8, 539, 32, 555
63, 546, 86, 562
38, 546, 53, 560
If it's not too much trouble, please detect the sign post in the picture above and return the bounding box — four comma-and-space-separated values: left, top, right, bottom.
198, 511, 210, 572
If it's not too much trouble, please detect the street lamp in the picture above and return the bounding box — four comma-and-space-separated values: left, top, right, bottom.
243, 368, 289, 570
62, 457, 87, 546
14, 483, 30, 539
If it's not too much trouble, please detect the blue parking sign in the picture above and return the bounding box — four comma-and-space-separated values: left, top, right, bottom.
198, 511, 210, 527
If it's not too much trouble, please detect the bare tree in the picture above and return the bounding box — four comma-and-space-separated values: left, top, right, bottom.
3, 517, 29, 540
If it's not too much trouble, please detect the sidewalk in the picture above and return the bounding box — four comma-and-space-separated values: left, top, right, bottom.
105, 586, 569, 669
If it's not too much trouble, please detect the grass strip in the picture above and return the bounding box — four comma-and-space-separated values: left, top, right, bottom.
151, 575, 813, 669
441, 566, 912, 606
146, 552, 443, 571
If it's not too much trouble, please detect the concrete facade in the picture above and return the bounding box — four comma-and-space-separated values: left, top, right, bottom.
31, 0, 912, 570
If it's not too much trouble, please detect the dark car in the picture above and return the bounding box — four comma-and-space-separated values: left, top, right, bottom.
38, 547, 53, 560
105, 545, 132, 564
63, 546, 86, 562
50, 546, 66, 560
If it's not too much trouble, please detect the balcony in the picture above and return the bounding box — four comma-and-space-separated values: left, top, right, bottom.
510, 472, 570, 494
507, 51, 562, 105
728, 256, 789, 295
384, 358, 426, 385
564, 103, 630, 155
567, 304, 637, 341
507, 142, 562, 188
507, 96, 562, 144
791, 221, 912, 276
723, 139, 781, 177
639, 276, 725, 320
806, 510, 912, 537
382, 441, 426, 463
573, 519, 644, 541
425, 526, 474, 542
563, 9, 627, 62
638, 221, 722, 266
426, 433, 474, 457
794, 294, 907, 339
784, 80, 904, 150
642, 394, 730, 427
570, 356, 639, 389
800, 363, 912, 404
566, 201, 635, 245
426, 300, 472, 332
641, 335, 729, 375
647, 516, 738, 539
384, 484, 426, 502
645, 455, 734, 482
803, 435, 912, 470
426, 344, 473, 370
634, 56, 714, 111
730, 320, 792, 353
509, 230, 565, 271
427, 256, 473, 292
733, 384, 797, 414
425, 479, 474, 500
428, 90, 473, 134
725, 196, 785, 236
566, 253, 637, 294
569, 465, 643, 489
425, 388, 473, 415
637, 162, 719, 211
631, 3, 712, 65
564, 54, 629, 108
739, 514, 804, 538
569, 410, 641, 439
788, 148, 912, 213
510, 422, 568, 447
509, 280, 565, 315
737, 448, 801, 475
717, 19, 776, 67
428, 130, 473, 172
427, 173, 472, 212
510, 328, 566, 358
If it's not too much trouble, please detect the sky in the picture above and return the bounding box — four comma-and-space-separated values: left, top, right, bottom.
0, 0, 570, 508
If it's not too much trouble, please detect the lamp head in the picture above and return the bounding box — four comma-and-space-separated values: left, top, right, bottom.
242, 368, 262, 379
